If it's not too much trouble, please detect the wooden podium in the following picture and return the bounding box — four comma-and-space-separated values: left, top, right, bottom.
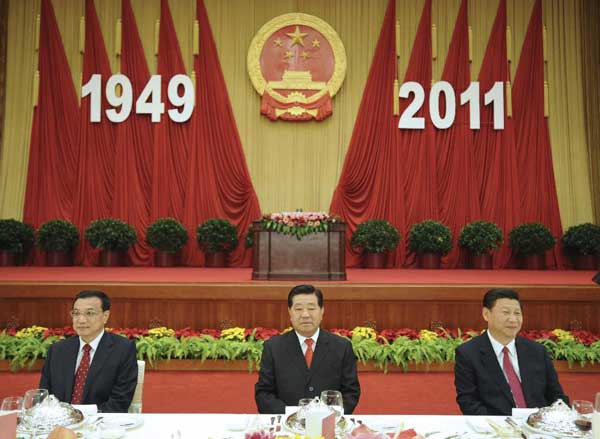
252, 221, 346, 280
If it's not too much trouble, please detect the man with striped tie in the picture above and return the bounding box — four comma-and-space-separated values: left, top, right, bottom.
40, 290, 137, 412
454, 288, 568, 415
255, 284, 360, 415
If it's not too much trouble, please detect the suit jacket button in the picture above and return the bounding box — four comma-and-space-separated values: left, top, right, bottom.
308, 386, 314, 392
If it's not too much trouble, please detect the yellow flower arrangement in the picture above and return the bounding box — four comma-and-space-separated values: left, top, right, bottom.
418, 329, 438, 341
221, 327, 246, 341
552, 328, 575, 342
147, 326, 175, 338
15, 325, 47, 338
352, 326, 377, 340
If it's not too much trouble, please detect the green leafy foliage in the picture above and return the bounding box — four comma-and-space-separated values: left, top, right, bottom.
509, 222, 556, 255
244, 225, 254, 249
0, 219, 35, 253
350, 220, 400, 254
145, 218, 189, 253
36, 219, 80, 253
196, 219, 239, 253
561, 223, 600, 256
85, 218, 137, 251
408, 220, 453, 255
458, 221, 503, 256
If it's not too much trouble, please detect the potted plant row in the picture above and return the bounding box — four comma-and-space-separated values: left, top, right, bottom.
36, 219, 80, 266
350, 220, 400, 268
509, 222, 556, 270
561, 223, 600, 270
408, 220, 453, 269
85, 218, 137, 266
196, 218, 239, 267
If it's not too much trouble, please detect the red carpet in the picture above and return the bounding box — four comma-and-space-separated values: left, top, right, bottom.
0, 267, 595, 285
1, 371, 596, 414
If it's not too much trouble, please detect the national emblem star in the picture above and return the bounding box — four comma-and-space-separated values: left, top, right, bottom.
286, 26, 308, 47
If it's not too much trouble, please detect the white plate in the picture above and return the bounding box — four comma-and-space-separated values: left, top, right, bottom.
522, 422, 590, 439
102, 416, 144, 430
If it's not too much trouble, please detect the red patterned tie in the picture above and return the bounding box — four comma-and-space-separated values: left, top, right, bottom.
305, 339, 314, 368
502, 346, 527, 408
71, 344, 91, 404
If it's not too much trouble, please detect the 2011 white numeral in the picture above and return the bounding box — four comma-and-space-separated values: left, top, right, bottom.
398, 81, 504, 130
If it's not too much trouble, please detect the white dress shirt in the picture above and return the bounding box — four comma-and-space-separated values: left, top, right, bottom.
487, 330, 522, 381
75, 330, 104, 372
295, 328, 320, 355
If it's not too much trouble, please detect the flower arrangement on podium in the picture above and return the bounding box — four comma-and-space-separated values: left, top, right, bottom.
260, 212, 340, 240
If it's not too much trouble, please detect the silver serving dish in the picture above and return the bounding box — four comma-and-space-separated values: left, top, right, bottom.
18, 395, 85, 435
524, 399, 592, 438
284, 411, 350, 435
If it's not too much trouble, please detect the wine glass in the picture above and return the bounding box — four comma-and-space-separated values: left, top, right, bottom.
298, 398, 313, 421
22, 389, 49, 411
320, 390, 344, 421
573, 400, 593, 431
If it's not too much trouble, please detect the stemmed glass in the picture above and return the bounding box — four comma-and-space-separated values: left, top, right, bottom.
320, 390, 344, 422
573, 400, 593, 431
22, 389, 49, 412
1, 396, 23, 423
298, 398, 313, 421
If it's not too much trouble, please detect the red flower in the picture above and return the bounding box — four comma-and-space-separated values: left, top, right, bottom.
43, 326, 76, 338
247, 327, 280, 340
519, 330, 558, 342
175, 327, 202, 338
199, 328, 221, 338
571, 330, 600, 346
330, 328, 352, 338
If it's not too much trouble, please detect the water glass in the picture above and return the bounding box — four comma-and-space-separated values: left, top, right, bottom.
1, 396, 23, 423
22, 389, 49, 411
574, 400, 594, 418
320, 390, 344, 421
298, 398, 313, 421
593, 392, 600, 439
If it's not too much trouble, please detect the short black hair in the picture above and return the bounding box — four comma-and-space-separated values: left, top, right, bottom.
483, 288, 520, 310
74, 290, 111, 311
287, 284, 323, 308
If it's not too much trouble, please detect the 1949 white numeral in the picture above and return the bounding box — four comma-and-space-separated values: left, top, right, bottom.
82, 74, 195, 123
398, 81, 504, 130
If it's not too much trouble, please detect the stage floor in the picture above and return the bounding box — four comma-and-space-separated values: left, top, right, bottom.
0, 266, 597, 285
1, 267, 598, 331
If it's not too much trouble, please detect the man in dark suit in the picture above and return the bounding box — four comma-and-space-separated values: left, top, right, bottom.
40, 290, 137, 413
255, 284, 360, 414
454, 288, 568, 415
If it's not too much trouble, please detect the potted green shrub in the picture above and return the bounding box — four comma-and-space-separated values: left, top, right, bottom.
146, 218, 189, 267
85, 218, 137, 266
458, 221, 503, 269
408, 220, 453, 269
196, 218, 239, 267
509, 222, 556, 270
350, 220, 400, 268
561, 223, 600, 270
36, 219, 80, 266
0, 219, 35, 266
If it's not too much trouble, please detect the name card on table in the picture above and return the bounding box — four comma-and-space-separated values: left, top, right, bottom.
0, 412, 17, 439
321, 412, 336, 439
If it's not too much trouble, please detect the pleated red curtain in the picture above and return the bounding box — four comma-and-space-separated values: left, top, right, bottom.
111, 0, 153, 265
72, 0, 116, 266
329, 0, 407, 268
436, 0, 480, 268
23, 0, 79, 265
182, 0, 261, 267
151, 0, 190, 222
472, 0, 521, 268
513, 0, 564, 269
398, 0, 439, 266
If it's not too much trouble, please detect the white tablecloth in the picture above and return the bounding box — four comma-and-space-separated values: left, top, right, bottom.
81, 413, 547, 439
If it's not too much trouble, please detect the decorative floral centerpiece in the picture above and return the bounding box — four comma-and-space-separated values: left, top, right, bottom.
259, 212, 340, 240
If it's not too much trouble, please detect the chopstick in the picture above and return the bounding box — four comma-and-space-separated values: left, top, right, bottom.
504, 417, 528, 439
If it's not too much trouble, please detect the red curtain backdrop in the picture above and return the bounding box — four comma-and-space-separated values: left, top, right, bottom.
329, 0, 407, 268
472, 0, 521, 268
513, 0, 564, 269
111, 0, 153, 265
398, 0, 439, 266
151, 0, 190, 222
436, 0, 480, 268
182, 0, 261, 267
72, 0, 116, 266
23, 0, 79, 265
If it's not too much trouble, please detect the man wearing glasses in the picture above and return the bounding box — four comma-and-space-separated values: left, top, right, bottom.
40, 290, 138, 412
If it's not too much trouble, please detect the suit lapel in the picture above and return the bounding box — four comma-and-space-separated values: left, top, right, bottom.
82, 333, 113, 402
283, 331, 309, 377
515, 337, 533, 405
64, 337, 80, 401
479, 335, 514, 405
307, 330, 330, 382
